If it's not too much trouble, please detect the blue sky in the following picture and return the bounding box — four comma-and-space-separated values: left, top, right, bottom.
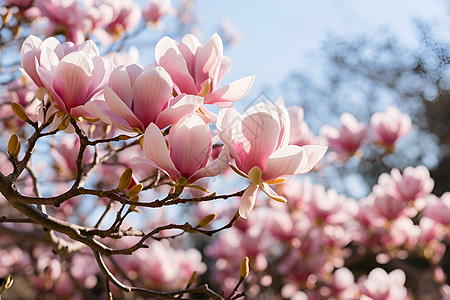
194, 0, 450, 100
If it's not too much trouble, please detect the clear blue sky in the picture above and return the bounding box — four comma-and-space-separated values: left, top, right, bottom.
194, 0, 450, 100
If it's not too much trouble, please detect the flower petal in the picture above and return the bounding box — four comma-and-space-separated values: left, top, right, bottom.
239, 183, 259, 219
188, 146, 230, 183
169, 114, 212, 178
178, 34, 202, 75
155, 36, 197, 94
204, 75, 254, 105
194, 33, 223, 91
104, 85, 143, 131
143, 123, 180, 181
52, 52, 93, 111
133, 66, 173, 128
155, 94, 203, 129
262, 145, 304, 181
295, 145, 328, 174
215, 55, 233, 89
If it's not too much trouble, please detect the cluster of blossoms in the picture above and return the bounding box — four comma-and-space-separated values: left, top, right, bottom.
4, 0, 175, 44
203, 165, 450, 298
1, 5, 449, 298
19, 32, 327, 219
319, 106, 412, 160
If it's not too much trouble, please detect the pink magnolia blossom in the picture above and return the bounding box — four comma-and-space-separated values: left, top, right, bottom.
132, 114, 229, 186
155, 33, 254, 106
370, 106, 412, 151
357, 268, 410, 300
116, 240, 206, 291
376, 165, 434, 203
21, 35, 111, 122
287, 105, 321, 147
328, 267, 357, 300
34, 0, 88, 44
424, 192, 450, 225
21, 35, 99, 88
142, 0, 173, 24
320, 112, 367, 160
217, 102, 327, 218
36, 51, 113, 119
88, 64, 204, 133
104, 0, 141, 36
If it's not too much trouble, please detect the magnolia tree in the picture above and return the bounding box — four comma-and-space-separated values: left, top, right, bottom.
1, 1, 450, 299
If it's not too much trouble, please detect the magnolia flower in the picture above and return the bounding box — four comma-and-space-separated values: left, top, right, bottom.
155, 33, 254, 106
88, 64, 203, 133
357, 268, 409, 300
34, 0, 87, 44
21, 35, 99, 88
36, 50, 113, 119
20, 35, 111, 127
424, 193, 450, 225
142, 0, 173, 24
370, 106, 412, 152
376, 165, 434, 203
320, 113, 367, 160
217, 102, 327, 218
287, 105, 320, 147
105, 0, 142, 36
132, 114, 229, 188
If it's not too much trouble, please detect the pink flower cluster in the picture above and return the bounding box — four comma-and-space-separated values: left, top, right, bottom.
19, 32, 327, 219
320, 107, 412, 160
33, 0, 141, 44
204, 163, 449, 298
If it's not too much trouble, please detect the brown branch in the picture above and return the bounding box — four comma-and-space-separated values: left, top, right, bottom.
93, 251, 224, 300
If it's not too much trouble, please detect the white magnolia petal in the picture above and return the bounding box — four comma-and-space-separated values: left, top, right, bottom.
239, 183, 259, 219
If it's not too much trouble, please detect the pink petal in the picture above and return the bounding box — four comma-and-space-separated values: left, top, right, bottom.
143, 123, 180, 181
104, 85, 143, 130
188, 146, 230, 183
84, 100, 134, 132
39, 46, 60, 71
240, 105, 282, 172
155, 94, 203, 129
204, 75, 254, 105
155, 36, 197, 94
52, 52, 93, 110
262, 145, 305, 181
86, 56, 113, 100
216, 108, 247, 172
215, 55, 233, 89
178, 34, 202, 76
108, 65, 140, 108
295, 145, 328, 174
132, 66, 173, 128
194, 33, 223, 91
169, 114, 212, 178
239, 183, 259, 219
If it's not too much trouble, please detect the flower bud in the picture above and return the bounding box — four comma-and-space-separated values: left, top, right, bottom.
0, 274, 14, 295
129, 195, 140, 213
126, 183, 143, 198
187, 271, 197, 287
240, 256, 249, 279
118, 168, 133, 191
36, 87, 48, 101
8, 134, 20, 156
11, 102, 29, 122
198, 213, 217, 228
